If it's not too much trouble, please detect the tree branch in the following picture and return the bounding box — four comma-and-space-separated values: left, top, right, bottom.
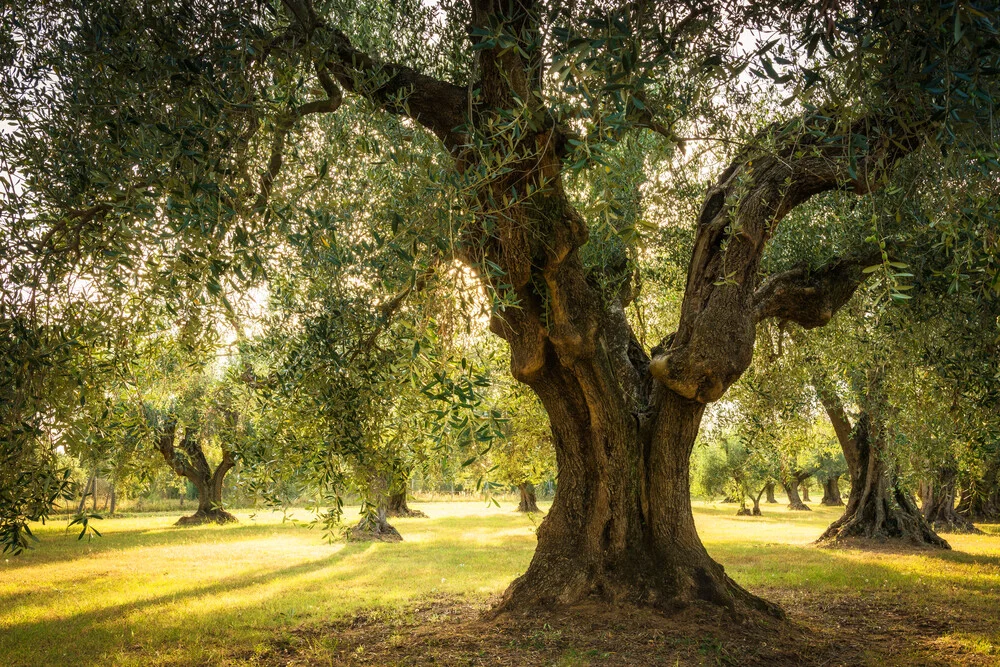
281, 0, 467, 148
752, 252, 879, 328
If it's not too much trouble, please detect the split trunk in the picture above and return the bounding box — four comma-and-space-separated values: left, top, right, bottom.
155, 421, 237, 526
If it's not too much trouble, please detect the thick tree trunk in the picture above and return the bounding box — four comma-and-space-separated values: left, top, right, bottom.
820, 476, 844, 506
765, 482, 777, 504
781, 477, 811, 511
155, 421, 237, 526
517, 483, 541, 513
494, 375, 778, 616
799, 480, 812, 503
922, 466, 981, 534
817, 385, 949, 548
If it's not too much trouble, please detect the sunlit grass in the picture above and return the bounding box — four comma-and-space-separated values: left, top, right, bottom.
2, 500, 998, 666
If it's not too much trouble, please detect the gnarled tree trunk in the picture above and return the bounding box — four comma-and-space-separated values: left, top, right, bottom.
820, 476, 844, 506
155, 421, 237, 526
922, 466, 981, 534
517, 483, 541, 513
815, 378, 948, 548
280, 0, 929, 615
781, 474, 811, 511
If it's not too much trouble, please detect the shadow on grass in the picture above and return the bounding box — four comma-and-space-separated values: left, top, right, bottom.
0, 542, 374, 625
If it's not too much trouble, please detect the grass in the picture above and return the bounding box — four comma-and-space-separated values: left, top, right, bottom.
2, 500, 998, 666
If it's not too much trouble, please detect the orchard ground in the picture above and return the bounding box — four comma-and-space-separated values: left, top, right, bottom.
2, 500, 999, 666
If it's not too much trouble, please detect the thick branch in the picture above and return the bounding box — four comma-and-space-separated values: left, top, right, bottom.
649, 110, 925, 403
752, 253, 879, 328
281, 0, 467, 148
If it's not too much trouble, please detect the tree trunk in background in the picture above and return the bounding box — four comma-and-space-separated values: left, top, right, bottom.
765, 482, 777, 504
821, 476, 844, 506
922, 466, 981, 534
77, 473, 95, 514
957, 460, 1000, 523
751, 486, 766, 515
799, 481, 812, 503
517, 483, 541, 513
816, 376, 948, 548
155, 421, 237, 526
782, 477, 811, 511
109, 484, 117, 514
387, 490, 427, 517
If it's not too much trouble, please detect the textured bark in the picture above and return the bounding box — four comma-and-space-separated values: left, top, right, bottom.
765, 482, 777, 504
781, 476, 811, 511
281, 0, 925, 616
816, 379, 948, 548
155, 421, 237, 526
922, 466, 981, 534
387, 491, 427, 518
821, 476, 844, 506
517, 483, 541, 513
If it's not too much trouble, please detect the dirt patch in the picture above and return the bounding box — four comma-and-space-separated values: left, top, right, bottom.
245, 589, 997, 667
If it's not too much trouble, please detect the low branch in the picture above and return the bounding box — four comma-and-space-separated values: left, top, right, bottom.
752, 252, 879, 328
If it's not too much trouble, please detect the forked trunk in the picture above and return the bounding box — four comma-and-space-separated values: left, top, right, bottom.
765, 482, 777, 504
155, 421, 238, 526
781, 478, 811, 511
922, 466, 981, 534
751, 485, 766, 516
820, 476, 844, 506
77, 473, 95, 514
517, 483, 541, 513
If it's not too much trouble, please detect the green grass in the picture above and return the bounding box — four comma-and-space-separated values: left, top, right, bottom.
2, 501, 998, 666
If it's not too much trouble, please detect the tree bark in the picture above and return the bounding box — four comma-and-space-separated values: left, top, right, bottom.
820, 476, 844, 506
155, 420, 238, 526
922, 466, 981, 534
765, 482, 777, 504
517, 483, 541, 513
816, 378, 949, 548
782, 474, 811, 511
109, 484, 117, 515
281, 0, 927, 616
